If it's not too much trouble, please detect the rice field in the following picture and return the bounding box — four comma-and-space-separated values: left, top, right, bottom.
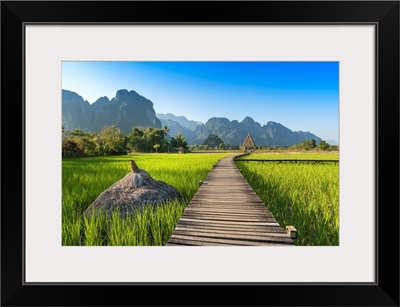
236, 152, 339, 246
62, 153, 233, 246
63, 151, 339, 246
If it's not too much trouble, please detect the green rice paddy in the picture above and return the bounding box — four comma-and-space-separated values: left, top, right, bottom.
236, 152, 339, 245
63, 151, 339, 246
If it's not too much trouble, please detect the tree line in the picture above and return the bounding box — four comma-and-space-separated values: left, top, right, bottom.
62, 125, 338, 158
190, 134, 338, 152
62, 125, 189, 158
289, 139, 338, 151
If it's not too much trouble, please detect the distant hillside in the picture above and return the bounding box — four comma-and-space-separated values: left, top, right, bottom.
191, 116, 322, 147
62, 89, 161, 134
157, 113, 202, 131
158, 118, 197, 142
63, 88, 325, 147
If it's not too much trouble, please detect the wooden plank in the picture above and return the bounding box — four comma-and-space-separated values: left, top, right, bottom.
168, 234, 293, 246
188, 201, 267, 205
186, 210, 269, 215
182, 211, 275, 218
177, 218, 284, 229
182, 208, 273, 214
167, 237, 247, 246
182, 208, 274, 219
174, 227, 290, 237
170, 230, 294, 244
187, 206, 268, 210
187, 200, 267, 204
183, 208, 274, 215
178, 218, 280, 227
180, 214, 278, 223
194, 191, 253, 193
176, 223, 287, 233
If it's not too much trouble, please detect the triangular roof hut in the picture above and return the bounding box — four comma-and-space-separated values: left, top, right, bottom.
242, 133, 256, 151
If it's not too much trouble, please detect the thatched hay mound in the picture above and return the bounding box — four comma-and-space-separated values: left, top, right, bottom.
84, 160, 181, 217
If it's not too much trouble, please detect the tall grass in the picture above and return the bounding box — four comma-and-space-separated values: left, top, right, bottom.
62, 153, 233, 246
236, 153, 339, 246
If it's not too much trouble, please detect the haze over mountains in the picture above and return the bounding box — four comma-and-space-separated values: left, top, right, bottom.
157, 113, 202, 131
62, 89, 325, 147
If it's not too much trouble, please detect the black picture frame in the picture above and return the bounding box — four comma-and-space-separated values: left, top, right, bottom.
1, 1, 399, 306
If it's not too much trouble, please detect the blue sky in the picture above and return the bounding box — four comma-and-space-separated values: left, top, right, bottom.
62, 61, 339, 143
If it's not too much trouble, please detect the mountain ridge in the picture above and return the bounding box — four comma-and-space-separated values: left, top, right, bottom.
62, 89, 161, 134
62, 89, 326, 147
156, 113, 202, 131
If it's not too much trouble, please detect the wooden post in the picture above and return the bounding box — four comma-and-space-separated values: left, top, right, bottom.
286, 226, 298, 239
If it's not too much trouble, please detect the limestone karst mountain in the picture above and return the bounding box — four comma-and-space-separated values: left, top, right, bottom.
62, 89, 161, 134
62, 89, 324, 147
192, 116, 322, 147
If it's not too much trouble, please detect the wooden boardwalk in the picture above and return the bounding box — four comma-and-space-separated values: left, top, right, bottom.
166, 155, 295, 246
234, 159, 338, 164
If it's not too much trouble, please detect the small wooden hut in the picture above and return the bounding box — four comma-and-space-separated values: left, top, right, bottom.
242, 133, 256, 152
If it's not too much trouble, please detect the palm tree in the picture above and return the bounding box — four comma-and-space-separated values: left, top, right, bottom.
163, 125, 170, 139
163, 125, 170, 153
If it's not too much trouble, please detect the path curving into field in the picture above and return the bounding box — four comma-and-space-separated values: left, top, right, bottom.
166, 155, 295, 246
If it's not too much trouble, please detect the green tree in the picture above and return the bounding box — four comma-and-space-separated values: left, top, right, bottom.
127, 126, 169, 153
127, 127, 145, 152
130, 127, 145, 138
163, 125, 170, 138
317, 140, 330, 150
294, 138, 317, 150
144, 127, 168, 152
62, 139, 80, 157
170, 132, 188, 150
308, 139, 317, 149
69, 127, 92, 137
62, 127, 97, 157
96, 125, 127, 155
153, 143, 160, 153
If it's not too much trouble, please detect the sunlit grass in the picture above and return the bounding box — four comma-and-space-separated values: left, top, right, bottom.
236, 155, 339, 246
62, 153, 233, 246
63, 151, 339, 246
